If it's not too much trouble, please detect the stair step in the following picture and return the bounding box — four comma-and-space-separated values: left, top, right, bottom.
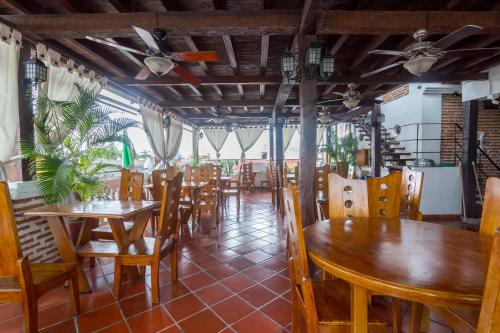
384, 152, 412, 156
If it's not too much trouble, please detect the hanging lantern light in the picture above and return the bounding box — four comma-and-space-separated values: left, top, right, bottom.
320, 54, 335, 80
305, 42, 322, 80
162, 114, 171, 128
24, 57, 48, 85
199, 131, 204, 140
281, 51, 298, 82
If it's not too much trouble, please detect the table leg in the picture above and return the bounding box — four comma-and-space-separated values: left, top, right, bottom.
108, 218, 139, 281
351, 284, 368, 333
409, 302, 423, 333
128, 211, 152, 243
46, 216, 91, 293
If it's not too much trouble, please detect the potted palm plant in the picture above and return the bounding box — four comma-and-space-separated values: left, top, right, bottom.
325, 131, 358, 178
21, 85, 140, 242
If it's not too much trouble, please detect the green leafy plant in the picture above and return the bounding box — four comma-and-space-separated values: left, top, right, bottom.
325, 131, 359, 166
21, 85, 140, 204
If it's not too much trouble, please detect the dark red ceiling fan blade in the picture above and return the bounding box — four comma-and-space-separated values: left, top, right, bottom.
432, 25, 483, 50
135, 66, 152, 80
368, 50, 405, 57
171, 51, 220, 62
172, 64, 202, 86
444, 48, 500, 58
361, 61, 406, 78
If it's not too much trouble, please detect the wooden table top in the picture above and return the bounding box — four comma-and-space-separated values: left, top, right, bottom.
144, 181, 209, 189
24, 200, 160, 220
303, 217, 491, 307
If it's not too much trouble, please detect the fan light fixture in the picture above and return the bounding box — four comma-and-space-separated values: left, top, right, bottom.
402, 55, 438, 76
343, 99, 360, 109
144, 56, 174, 76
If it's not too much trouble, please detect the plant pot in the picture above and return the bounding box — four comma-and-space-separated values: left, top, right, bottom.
336, 162, 348, 178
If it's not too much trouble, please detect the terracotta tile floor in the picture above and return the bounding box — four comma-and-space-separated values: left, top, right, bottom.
0, 191, 456, 332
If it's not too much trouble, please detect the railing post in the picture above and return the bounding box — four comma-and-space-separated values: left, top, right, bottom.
415, 123, 419, 160
453, 124, 457, 165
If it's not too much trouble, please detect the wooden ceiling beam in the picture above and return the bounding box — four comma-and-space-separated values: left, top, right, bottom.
222, 34, 244, 97
118, 75, 283, 86
260, 34, 269, 98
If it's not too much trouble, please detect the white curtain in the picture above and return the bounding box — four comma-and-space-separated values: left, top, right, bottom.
165, 118, 183, 161
203, 128, 229, 159
0, 24, 21, 167
235, 127, 264, 159
316, 127, 325, 145
283, 127, 296, 152
192, 128, 199, 158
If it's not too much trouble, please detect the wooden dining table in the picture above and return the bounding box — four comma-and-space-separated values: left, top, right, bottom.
24, 200, 160, 293
303, 217, 491, 333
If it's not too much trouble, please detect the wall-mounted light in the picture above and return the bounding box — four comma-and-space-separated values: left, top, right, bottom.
305, 42, 322, 80
281, 51, 298, 82
24, 57, 48, 85
320, 54, 335, 80
281, 42, 335, 82
162, 114, 171, 128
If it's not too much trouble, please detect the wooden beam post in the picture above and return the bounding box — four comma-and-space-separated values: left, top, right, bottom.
298, 34, 317, 227
461, 100, 479, 218
18, 43, 33, 181
269, 124, 274, 161
370, 104, 382, 177
274, 111, 284, 210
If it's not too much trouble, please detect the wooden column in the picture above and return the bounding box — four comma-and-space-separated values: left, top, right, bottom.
370, 104, 382, 177
18, 43, 34, 181
461, 100, 479, 218
299, 34, 317, 227
274, 112, 284, 209
269, 124, 274, 161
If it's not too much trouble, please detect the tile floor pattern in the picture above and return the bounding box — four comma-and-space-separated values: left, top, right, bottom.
0, 191, 456, 332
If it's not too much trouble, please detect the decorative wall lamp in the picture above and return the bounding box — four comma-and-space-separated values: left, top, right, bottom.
281, 42, 335, 82
24, 57, 48, 85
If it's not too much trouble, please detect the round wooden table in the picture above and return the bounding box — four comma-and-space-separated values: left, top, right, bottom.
303, 217, 491, 333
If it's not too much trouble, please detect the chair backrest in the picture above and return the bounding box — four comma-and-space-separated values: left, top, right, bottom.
0, 182, 23, 276
367, 172, 402, 218
347, 164, 356, 179
477, 230, 500, 333
119, 169, 144, 201
314, 164, 330, 193
480, 177, 500, 237
152, 167, 177, 201
184, 164, 193, 182
328, 173, 369, 219
155, 172, 183, 254
400, 167, 424, 220
190, 166, 202, 182
199, 164, 211, 182
283, 183, 319, 330
241, 162, 253, 181
294, 165, 299, 183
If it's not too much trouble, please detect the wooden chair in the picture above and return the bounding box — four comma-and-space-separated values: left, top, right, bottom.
314, 164, 330, 194
92, 169, 144, 240
429, 177, 500, 333
328, 173, 369, 219
0, 181, 80, 332
269, 162, 277, 206
150, 167, 178, 236
113, 172, 183, 304
241, 162, 255, 192
399, 166, 424, 220
347, 164, 356, 179
367, 172, 402, 219
277, 165, 285, 218
283, 183, 386, 333
223, 168, 242, 213
260, 166, 271, 191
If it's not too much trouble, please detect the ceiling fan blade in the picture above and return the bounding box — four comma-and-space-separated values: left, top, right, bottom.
361, 61, 406, 78
432, 25, 483, 50
172, 64, 202, 87
361, 90, 384, 98
368, 50, 405, 57
444, 47, 500, 58
85, 36, 147, 56
135, 66, 152, 80
318, 98, 344, 105
171, 51, 220, 62
133, 26, 160, 51
331, 92, 346, 97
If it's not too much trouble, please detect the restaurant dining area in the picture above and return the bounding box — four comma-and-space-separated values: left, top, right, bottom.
1, 0, 500, 332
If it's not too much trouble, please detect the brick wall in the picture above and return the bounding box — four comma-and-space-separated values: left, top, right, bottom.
440, 94, 500, 182
383, 84, 409, 104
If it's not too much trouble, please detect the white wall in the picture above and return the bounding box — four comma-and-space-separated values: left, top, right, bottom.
462, 64, 500, 102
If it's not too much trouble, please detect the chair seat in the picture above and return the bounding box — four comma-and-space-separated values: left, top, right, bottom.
78, 240, 119, 257
313, 279, 386, 330
92, 221, 134, 234
0, 263, 76, 292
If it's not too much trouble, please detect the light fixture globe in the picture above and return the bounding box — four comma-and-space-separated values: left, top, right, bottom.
403, 55, 437, 75
343, 98, 360, 109
144, 56, 174, 76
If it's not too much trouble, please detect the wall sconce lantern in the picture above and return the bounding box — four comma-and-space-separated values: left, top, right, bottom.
198, 131, 204, 140
305, 42, 322, 80
162, 114, 171, 128
281, 51, 298, 82
24, 57, 48, 85
320, 54, 335, 80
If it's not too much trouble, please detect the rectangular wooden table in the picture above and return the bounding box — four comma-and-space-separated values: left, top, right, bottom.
24, 200, 160, 293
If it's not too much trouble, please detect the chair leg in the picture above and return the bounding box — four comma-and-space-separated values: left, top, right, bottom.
151, 263, 160, 304
21, 297, 37, 333
151, 216, 156, 237
89, 257, 96, 268
236, 193, 240, 212
139, 265, 146, 277
113, 259, 122, 300
291, 293, 302, 333
69, 271, 81, 315
170, 247, 178, 281
409, 302, 423, 333
392, 298, 402, 333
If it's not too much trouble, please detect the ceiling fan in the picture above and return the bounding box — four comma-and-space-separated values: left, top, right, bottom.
86, 26, 219, 86
190, 108, 240, 124
361, 25, 500, 78
318, 83, 383, 109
